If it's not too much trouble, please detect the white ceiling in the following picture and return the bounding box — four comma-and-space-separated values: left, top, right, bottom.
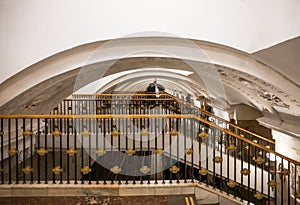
1, 0, 300, 83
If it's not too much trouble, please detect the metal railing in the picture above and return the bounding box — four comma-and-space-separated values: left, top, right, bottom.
0, 94, 299, 204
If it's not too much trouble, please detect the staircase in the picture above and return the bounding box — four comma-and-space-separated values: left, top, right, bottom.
0, 93, 299, 205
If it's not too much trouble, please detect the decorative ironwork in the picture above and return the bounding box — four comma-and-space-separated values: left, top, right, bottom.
252, 139, 258, 143
254, 156, 265, 165
154, 148, 164, 154
169, 129, 179, 136
199, 168, 208, 176
268, 180, 277, 190
141, 129, 149, 136
140, 166, 150, 174
0, 168, 3, 172
37, 148, 48, 156
96, 149, 106, 156
241, 168, 250, 176
52, 128, 61, 137
125, 148, 136, 156
111, 129, 121, 137
280, 168, 290, 176
81, 166, 91, 175
169, 165, 180, 174
254, 192, 264, 200
81, 129, 90, 137
8, 148, 19, 156
110, 166, 121, 174
52, 166, 63, 174
226, 143, 238, 152
0, 131, 3, 136
185, 148, 193, 155
198, 131, 208, 139
66, 148, 77, 156
23, 130, 32, 137
22, 166, 33, 174
214, 156, 223, 163
227, 180, 237, 188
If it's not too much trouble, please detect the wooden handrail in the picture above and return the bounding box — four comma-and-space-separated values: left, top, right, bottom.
0, 114, 299, 166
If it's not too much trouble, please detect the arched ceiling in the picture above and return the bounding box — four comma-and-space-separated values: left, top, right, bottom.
1, 0, 300, 83
0, 0, 299, 137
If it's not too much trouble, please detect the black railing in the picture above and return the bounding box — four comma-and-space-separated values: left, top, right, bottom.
0, 94, 299, 205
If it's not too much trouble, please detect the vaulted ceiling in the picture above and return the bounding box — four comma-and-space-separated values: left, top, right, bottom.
0, 1, 299, 136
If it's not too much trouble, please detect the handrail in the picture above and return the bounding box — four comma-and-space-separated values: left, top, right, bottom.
67, 93, 275, 145
0, 114, 299, 166
71, 93, 275, 145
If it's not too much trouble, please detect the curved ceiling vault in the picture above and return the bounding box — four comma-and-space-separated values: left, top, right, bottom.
0, 37, 300, 136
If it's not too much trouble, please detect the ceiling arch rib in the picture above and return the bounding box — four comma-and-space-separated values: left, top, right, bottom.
1, 37, 299, 109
